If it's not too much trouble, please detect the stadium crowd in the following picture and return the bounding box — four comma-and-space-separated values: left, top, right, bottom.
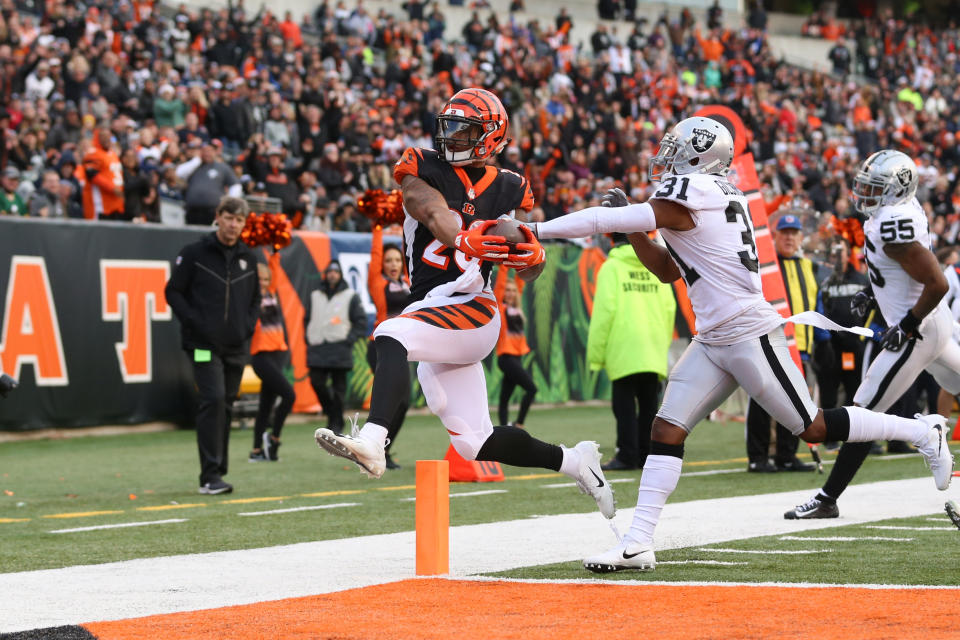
0, 0, 958, 248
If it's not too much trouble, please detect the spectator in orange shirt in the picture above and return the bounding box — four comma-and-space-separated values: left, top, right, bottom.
78, 128, 124, 219
248, 252, 296, 462
493, 267, 536, 428
279, 11, 303, 49
695, 27, 724, 63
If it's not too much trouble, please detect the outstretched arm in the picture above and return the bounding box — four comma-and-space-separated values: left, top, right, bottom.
532, 197, 695, 239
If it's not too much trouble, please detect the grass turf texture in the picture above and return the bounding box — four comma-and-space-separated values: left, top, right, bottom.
491, 510, 960, 585
0, 406, 948, 573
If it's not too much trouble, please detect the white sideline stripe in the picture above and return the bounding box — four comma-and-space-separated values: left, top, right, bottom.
659, 560, 749, 566
238, 503, 359, 516
696, 548, 830, 555
400, 490, 507, 502
925, 517, 950, 522
778, 535, 911, 542
1, 477, 953, 632
450, 575, 960, 590
870, 524, 957, 531
49, 519, 187, 534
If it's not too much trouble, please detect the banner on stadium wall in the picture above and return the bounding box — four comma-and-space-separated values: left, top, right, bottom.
0, 219, 616, 431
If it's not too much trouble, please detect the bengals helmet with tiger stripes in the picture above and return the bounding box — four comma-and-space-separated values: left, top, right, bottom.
435, 88, 509, 166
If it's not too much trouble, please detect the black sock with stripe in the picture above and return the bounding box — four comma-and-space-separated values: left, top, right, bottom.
476, 426, 563, 471
367, 336, 410, 429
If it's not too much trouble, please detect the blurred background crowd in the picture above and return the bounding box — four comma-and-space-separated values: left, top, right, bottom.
0, 0, 958, 252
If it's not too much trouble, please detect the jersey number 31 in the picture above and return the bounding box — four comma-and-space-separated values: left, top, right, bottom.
726, 201, 759, 273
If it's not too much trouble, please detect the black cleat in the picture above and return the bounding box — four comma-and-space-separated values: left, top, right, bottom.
785, 496, 839, 519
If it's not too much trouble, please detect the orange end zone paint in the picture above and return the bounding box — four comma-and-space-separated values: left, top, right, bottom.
84, 579, 958, 640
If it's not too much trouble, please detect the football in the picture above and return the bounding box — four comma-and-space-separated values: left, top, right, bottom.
489, 217, 527, 247
489, 217, 545, 281
517, 261, 545, 282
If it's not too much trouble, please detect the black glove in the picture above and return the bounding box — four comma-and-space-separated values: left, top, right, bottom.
849, 290, 874, 320
601, 187, 628, 208
879, 310, 923, 352
0, 373, 17, 398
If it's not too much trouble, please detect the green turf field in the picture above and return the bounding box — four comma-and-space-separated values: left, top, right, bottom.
492, 510, 960, 585
0, 406, 951, 576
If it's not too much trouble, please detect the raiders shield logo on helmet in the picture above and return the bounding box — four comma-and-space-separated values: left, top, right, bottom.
896, 166, 912, 187
691, 128, 716, 153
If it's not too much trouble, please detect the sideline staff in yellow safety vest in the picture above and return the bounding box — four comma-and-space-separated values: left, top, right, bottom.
746, 213, 823, 473
588, 235, 676, 471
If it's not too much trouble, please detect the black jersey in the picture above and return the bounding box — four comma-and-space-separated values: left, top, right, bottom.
394, 147, 534, 302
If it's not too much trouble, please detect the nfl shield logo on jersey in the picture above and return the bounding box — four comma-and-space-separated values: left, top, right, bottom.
691, 128, 716, 153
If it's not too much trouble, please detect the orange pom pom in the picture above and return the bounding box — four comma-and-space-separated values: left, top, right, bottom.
830, 216, 864, 248
358, 189, 405, 226
242, 211, 293, 250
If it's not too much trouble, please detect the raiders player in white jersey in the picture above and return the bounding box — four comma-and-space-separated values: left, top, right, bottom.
783, 150, 960, 520
528, 118, 955, 573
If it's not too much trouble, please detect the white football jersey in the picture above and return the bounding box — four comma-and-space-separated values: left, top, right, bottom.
655, 172, 783, 343
862, 198, 936, 326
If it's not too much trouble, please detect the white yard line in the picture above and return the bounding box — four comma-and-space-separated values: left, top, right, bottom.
865, 525, 957, 531
778, 535, 911, 542
696, 548, 830, 555
0, 477, 954, 632
49, 519, 187, 534
237, 503, 360, 516
401, 489, 508, 502
658, 560, 749, 566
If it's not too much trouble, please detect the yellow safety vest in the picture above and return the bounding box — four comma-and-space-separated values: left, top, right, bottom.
780, 256, 819, 355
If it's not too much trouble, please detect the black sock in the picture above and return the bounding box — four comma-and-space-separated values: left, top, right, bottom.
650, 440, 685, 459
821, 440, 872, 500
476, 426, 563, 471
367, 337, 410, 428
822, 408, 851, 442
816, 492, 837, 505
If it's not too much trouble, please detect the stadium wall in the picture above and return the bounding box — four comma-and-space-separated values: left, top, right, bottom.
0, 218, 631, 431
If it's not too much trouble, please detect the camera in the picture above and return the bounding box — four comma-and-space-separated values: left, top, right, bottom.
0, 373, 16, 398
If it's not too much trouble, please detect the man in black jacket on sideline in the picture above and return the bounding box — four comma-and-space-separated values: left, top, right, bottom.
165, 196, 261, 494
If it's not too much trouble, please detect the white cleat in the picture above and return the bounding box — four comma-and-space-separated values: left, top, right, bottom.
914, 413, 954, 491
314, 419, 386, 479
584, 541, 656, 573
573, 441, 616, 519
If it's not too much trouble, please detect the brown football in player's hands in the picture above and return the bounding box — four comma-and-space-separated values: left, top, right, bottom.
518, 261, 545, 282
489, 217, 526, 247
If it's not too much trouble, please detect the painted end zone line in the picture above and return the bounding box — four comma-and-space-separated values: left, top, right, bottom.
50, 519, 186, 534
238, 503, 359, 516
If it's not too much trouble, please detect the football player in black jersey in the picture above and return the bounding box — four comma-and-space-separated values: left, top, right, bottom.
314, 88, 615, 519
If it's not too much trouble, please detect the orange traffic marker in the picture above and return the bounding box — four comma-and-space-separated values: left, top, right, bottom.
443, 444, 504, 482
415, 460, 449, 575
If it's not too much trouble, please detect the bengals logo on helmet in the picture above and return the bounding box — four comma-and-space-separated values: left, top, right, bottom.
435, 88, 509, 166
